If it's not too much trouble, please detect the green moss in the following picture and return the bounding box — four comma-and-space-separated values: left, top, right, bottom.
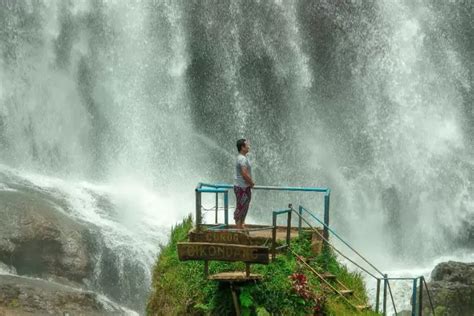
433, 306, 446, 316
8, 299, 19, 308
147, 217, 380, 315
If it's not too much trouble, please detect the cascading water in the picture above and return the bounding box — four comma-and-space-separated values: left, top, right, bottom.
0, 0, 199, 313
0, 0, 472, 314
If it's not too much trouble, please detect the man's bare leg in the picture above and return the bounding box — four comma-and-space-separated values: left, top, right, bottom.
241, 220, 249, 235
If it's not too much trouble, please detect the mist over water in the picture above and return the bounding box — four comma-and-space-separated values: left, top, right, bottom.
0, 0, 472, 313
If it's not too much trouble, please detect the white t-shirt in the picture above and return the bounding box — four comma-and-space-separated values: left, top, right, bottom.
234, 154, 252, 188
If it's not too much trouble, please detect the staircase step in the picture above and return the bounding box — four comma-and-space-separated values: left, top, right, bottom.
339, 289, 353, 296
321, 272, 336, 280
355, 304, 371, 310
208, 271, 263, 282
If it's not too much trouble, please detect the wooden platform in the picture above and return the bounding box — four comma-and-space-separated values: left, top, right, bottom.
247, 226, 298, 240
208, 271, 263, 282
199, 224, 323, 243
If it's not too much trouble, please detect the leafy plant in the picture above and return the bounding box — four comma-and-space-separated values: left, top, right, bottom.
289, 272, 326, 314
239, 287, 254, 308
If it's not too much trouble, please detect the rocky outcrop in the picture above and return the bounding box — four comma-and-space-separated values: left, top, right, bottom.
422, 261, 474, 316
0, 187, 150, 313
0, 274, 130, 315
0, 190, 92, 283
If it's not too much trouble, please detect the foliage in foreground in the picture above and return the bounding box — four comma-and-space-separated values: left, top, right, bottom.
147, 216, 380, 315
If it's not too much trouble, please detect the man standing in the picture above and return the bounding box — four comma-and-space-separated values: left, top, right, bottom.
234, 139, 255, 230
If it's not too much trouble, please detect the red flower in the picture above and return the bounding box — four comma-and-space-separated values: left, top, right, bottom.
289, 273, 326, 314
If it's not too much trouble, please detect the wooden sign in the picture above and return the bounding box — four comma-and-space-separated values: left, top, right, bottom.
189, 230, 251, 245
177, 242, 270, 264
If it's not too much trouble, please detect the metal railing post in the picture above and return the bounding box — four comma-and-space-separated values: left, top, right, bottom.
286, 206, 292, 248
298, 206, 303, 236
224, 190, 229, 226
412, 278, 417, 316
272, 212, 277, 261
421, 276, 435, 315
375, 278, 381, 313
418, 277, 423, 316
323, 191, 330, 248
383, 274, 388, 315
196, 189, 202, 230
215, 192, 219, 224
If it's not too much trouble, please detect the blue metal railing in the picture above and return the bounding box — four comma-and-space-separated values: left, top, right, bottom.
296, 205, 398, 314
378, 276, 434, 316
298, 206, 384, 276
195, 183, 330, 237
271, 208, 292, 260
198, 182, 329, 192
295, 205, 435, 316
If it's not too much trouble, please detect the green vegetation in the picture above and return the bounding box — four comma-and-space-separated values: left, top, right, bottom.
147, 216, 380, 315
8, 299, 19, 308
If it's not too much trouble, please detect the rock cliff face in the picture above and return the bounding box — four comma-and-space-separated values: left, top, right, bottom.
0, 190, 92, 283
0, 187, 148, 314
423, 261, 474, 316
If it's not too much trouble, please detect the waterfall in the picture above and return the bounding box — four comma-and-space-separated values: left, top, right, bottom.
0, 0, 199, 312
1, 0, 472, 313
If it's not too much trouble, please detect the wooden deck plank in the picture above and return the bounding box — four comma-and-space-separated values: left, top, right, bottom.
208, 271, 263, 282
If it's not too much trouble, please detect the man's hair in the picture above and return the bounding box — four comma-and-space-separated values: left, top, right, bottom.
236, 139, 246, 152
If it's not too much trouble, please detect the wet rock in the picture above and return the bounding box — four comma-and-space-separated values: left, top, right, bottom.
0, 187, 150, 313
0, 274, 129, 315
0, 190, 91, 282
0, 261, 16, 274
90, 240, 149, 313
422, 261, 474, 316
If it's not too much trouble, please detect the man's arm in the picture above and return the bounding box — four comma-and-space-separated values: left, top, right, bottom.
241, 166, 254, 188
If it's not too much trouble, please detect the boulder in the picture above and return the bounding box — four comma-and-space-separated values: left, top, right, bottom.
0, 190, 92, 283
0, 187, 151, 313
422, 261, 474, 316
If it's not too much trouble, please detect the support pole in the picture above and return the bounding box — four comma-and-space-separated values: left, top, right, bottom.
272, 212, 277, 261
383, 274, 388, 316
215, 192, 219, 224
323, 191, 330, 249
298, 206, 303, 236
196, 189, 202, 230
286, 205, 292, 248
412, 278, 417, 316
230, 284, 241, 316
224, 191, 229, 226
418, 277, 423, 316
375, 278, 381, 313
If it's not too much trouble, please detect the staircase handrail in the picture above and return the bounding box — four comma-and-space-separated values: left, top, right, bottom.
293, 206, 398, 315
299, 205, 385, 277
421, 276, 436, 315
197, 182, 330, 192
292, 207, 379, 279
